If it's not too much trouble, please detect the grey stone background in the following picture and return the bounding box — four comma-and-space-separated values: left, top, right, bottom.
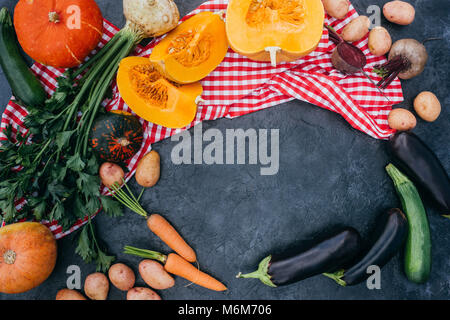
0, 0, 449, 300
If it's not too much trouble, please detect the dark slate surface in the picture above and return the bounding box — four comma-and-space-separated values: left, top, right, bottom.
0, 0, 449, 300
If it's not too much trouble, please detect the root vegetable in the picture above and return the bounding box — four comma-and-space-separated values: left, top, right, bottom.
147, 213, 197, 263
123, 0, 179, 37
368, 26, 392, 56
135, 150, 160, 188
340, 16, 370, 42
139, 259, 175, 290
374, 39, 428, 89
388, 108, 417, 131
99, 162, 125, 188
56, 289, 87, 300
124, 246, 227, 291
127, 287, 162, 300
383, 1, 415, 26
108, 263, 135, 291
84, 272, 109, 300
326, 25, 366, 74
322, 0, 349, 20
414, 91, 441, 122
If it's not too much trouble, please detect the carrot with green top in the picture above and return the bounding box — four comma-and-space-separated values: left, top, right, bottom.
124, 246, 227, 292
107, 180, 197, 262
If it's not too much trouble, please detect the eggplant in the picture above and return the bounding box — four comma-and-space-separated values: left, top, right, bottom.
324, 208, 408, 286
388, 131, 450, 216
236, 228, 362, 287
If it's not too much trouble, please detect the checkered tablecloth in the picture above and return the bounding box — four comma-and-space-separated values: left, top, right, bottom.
0, 0, 403, 237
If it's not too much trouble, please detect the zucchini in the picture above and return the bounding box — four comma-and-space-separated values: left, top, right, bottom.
0, 8, 46, 108
386, 163, 431, 284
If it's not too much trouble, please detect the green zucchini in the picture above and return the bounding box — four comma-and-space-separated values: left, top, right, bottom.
386, 163, 431, 284
0, 7, 46, 108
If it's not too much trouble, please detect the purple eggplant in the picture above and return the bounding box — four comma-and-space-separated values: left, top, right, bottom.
388, 131, 450, 216
236, 228, 362, 287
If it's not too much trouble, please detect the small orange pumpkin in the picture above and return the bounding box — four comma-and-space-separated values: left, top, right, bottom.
0, 222, 57, 294
14, 0, 104, 68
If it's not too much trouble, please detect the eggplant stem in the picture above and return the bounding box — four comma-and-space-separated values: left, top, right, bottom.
442, 215, 450, 219
323, 269, 347, 287
236, 255, 276, 287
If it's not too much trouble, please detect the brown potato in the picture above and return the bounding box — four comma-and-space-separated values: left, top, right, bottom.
99, 162, 125, 188
127, 287, 162, 300
139, 260, 175, 290
383, 1, 415, 25
56, 289, 87, 300
108, 263, 135, 291
388, 108, 417, 131
84, 272, 109, 300
340, 16, 370, 42
135, 150, 160, 188
322, 0, 349, 20
414, 91, 441, 122
368, 26, 392, 56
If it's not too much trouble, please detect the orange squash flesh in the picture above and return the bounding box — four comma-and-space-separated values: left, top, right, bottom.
150, 11, 229, 84
226, 0, 325, 66
117, 57, 203, 129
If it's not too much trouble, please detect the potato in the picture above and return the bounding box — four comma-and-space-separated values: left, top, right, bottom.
414, 91, 441, 122
99, 162, 125, 188
84, 272, 109, 300
388, 108, 417, 131
368, 26, 392, 56
322, 0, 349, 20
56, 289, 87, 300
135, 150, 160, 188
127, 287, 162, 300
340, 16, 370, 42
139, 260, 175, 290
108, 263, 135, 291
383, 1, 415, 25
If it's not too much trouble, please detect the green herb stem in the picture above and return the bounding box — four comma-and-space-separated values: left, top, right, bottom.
123, 245, 167, 264
109, 181, 147, 217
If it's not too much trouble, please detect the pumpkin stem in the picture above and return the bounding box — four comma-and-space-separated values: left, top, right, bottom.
265, 46, 281, 67
3, 250, 16, 264
48, 12, 60, 23
118, 138, 131, 147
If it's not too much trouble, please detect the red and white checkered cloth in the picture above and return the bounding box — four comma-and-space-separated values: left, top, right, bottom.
1, 0, 403, 237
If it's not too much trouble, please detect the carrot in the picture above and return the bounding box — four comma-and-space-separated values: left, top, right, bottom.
164, 253, 227, 291
107, 182, 196, 262
147, 214, 197, 263
123, 246, 227, 292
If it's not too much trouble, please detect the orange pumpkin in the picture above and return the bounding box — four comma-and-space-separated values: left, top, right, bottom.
0, 222, 57, 294
117, 56, 203, 129
149, 11, 229, 84
226, 0, 325, 66
14, 0, 104, 68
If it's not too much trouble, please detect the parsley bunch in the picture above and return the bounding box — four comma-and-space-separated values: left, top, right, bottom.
0, 70, 123, 272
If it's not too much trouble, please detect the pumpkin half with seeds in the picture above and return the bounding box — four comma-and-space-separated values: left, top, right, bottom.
226, 0, 325, 67
117, 56, 203, 129
149, 11, 229, 84
0, 222, 57, 294
89, 111, 144, 163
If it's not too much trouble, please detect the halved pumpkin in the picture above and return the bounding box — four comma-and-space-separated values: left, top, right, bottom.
117, 56, 203, 129
226, 0, 325, 66
150, 11, 229, 84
